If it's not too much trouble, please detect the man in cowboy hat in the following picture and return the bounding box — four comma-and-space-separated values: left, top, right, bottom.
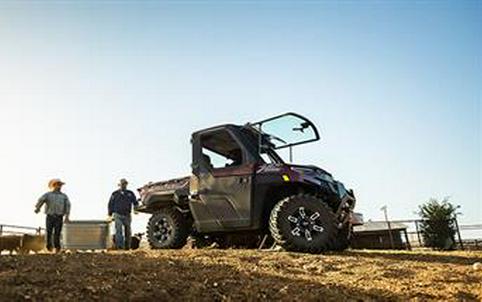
35, 178, 71, 253
108, 178, 138, 250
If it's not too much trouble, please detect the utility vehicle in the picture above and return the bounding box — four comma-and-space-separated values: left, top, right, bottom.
137, 113, 358, 253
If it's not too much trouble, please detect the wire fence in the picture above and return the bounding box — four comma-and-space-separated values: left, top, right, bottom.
1, 221, 481, 250
356, 219, 482, 250
0, 224, 44, 236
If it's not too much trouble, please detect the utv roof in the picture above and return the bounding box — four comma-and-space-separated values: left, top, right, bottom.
191, 124, 240, 136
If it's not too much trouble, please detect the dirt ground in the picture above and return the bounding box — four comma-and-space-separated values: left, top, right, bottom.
0, 248, 481, 301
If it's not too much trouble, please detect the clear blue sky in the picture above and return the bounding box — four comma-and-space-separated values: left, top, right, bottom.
0, 1, 480, 233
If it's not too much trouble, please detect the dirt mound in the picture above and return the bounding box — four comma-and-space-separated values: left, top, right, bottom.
0, 249, 481, 301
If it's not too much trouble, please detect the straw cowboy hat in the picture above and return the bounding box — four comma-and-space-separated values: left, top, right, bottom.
48, 178, 65, 189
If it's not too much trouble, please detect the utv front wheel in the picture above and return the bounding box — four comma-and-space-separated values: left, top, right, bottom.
269, 194, 337, 253
147, 208, 189, 249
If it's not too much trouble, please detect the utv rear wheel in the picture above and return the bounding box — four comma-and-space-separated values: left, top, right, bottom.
147, 208, 189, 249
269, 194, 337, 254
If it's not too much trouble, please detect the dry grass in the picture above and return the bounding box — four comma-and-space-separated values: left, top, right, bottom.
0, 248, 481, 301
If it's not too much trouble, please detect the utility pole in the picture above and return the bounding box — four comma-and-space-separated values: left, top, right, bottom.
381, 205, 395, 249
454, 205, 464, 250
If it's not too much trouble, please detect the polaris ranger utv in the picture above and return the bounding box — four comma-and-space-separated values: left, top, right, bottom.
137, 113, 358, 253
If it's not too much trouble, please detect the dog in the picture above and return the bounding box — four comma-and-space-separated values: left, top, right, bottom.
0, 235, 23, 255
111, 233, 144, 250
20, 234, 45, 254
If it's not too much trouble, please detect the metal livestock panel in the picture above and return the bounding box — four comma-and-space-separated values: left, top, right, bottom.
62, 220, 111, 250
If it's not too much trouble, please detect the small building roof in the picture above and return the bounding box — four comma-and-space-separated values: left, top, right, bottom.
354, 221, 407, 233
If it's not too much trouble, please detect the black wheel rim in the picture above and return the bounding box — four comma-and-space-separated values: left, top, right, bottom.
152, 217, 173, 243
286, 206, 325, 242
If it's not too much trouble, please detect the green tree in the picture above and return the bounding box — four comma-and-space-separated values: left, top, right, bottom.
418, 197, 459, 250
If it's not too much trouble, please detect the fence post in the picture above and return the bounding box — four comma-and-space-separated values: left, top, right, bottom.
404, 229, 412, 250
381, 206, 395, 249
454, 217, 464, 250
414, 220, 422, 247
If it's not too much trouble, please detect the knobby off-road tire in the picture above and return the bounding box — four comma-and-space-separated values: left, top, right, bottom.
269, 194, 337, 254
147, 208, 189, 249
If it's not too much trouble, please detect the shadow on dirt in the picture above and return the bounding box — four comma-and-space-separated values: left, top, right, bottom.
338, 250, 482, 265
0, 252, 413, 301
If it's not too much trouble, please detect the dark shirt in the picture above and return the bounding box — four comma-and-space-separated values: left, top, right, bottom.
108, 189, 138, 216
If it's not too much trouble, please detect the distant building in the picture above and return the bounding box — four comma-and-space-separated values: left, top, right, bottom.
352, 221, 409, 250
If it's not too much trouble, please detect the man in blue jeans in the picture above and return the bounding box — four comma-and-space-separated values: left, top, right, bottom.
35, 178, 71, 253
108, 178, 138, 250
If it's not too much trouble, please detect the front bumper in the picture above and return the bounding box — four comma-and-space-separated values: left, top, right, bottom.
334, 182, 357, 227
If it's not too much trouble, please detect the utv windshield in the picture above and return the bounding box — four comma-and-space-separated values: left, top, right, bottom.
251, 112, 320, 150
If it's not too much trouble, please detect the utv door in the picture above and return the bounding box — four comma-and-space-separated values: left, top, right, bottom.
190, 127, 255, 232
